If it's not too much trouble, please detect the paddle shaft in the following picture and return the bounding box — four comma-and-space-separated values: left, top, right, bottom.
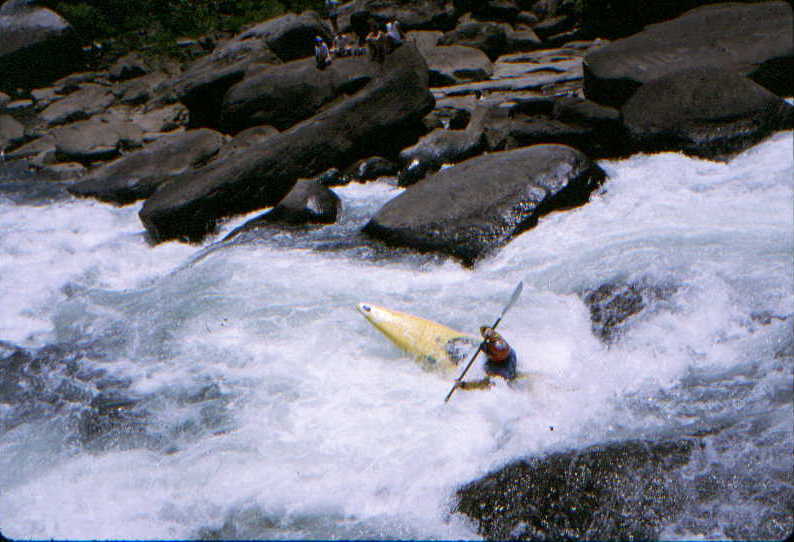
444, 282, 523, 403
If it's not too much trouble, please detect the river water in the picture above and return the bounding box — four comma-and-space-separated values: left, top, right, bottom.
0, 132, 791, 539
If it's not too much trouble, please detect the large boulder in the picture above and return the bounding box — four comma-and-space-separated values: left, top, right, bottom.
68, 129, 226, 205
221, 55, 376, 133
363, 143, 605, 265
52, 115, 144, 163
173, 33, 282, 128
397, 127, 484, 185
455, 439, 694, 540
0, 114, 24, 150
621, 67, 794, 159
237, 179, 341, 229
583, 1, 794, 107
0, 0, 82, 92
139, 43, 434, 243
38, 84, 115, 126
239, 11, 331, 62
349, 0, 457, 33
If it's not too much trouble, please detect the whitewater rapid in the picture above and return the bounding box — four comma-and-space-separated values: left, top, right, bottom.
0, 132, 791, 539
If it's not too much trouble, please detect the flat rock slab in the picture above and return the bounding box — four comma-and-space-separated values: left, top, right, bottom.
363, 143, 605, 265
584, 1, 794, 107
68, 128, 225, 205
53, 115, 144, 163
38, 84, 115, 126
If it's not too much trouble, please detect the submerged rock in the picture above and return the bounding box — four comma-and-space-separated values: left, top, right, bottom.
140, 43, 434, 243
455, 439, 695, 540
364, 144, 605, 265
583, 1, 794, 107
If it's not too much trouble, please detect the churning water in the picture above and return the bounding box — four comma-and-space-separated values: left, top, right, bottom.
0, 132, 791, 539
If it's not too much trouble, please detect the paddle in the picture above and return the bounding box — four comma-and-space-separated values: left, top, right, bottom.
444, 281, 524, 403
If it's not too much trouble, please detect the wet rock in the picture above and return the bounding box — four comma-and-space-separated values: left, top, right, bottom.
363, 143, 605, 265
0, 114, 25, 150
38, 83, 115, 126
582, 282, 677, 343
422, 44, 494, 87
455, 439, 695, 540
344, 156, 398, 182
397, 127, 484, 185
240, 179, 341, 228
52, 115, 144, 163
68, 128, 225, 205
140, 43, 434, 243
0, 0, 83, 92
621, 67, 794, 160
584, 1, 794, 107
221, 55, 376, 133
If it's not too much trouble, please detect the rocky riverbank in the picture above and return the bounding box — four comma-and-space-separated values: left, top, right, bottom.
1, 1, 793, 539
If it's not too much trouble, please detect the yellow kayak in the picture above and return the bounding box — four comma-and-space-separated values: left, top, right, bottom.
356, 303, 478, 375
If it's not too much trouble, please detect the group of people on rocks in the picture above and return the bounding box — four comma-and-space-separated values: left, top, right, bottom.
315, 0, 405, 70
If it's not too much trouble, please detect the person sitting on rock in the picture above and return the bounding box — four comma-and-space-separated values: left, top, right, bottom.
455, 326, 518, 390
314, 36, 332, 69
385, 19, 404, 53
331, 33, 349, 57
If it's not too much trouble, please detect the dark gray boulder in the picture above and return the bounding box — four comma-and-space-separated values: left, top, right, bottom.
439, 21, 508, 61
221, 55, 376, 133
349, 0, 457, 33
363, 143, 605, 265
240, 11, 331, 62
139, 43, 434, 243
621, 67, 794, 160
344, 156, 398, 182
0, 0, 82, 92
455, 439, 694, 540
397, 127, 484, 185
68, 129, 225, 205
584, 1, 794, 107
173, 33, 282, 128
245, 179, 341, 226
108, 53, 150, 82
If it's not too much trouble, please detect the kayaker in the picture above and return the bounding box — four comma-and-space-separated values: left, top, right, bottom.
456, 326, 517, 390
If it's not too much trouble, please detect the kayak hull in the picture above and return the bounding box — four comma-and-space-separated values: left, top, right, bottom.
356, 303, 478, 374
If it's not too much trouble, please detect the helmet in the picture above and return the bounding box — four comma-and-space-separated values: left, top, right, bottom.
480, 326, 498, 339
315, 36, 323, 43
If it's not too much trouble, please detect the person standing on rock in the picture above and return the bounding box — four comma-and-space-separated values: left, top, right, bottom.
325, 0, 340, 34
314, 36, 332, 69
385, 19, 404, 53
454, 326, 519, 390
366, 22, 386, 63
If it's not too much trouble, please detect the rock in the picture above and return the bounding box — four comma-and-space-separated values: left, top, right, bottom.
551, 95, 624, 156
0, 91, 9, 109
248, 179, 341, 226
455, 439, 695, 540
221, 55, 376, 133
472, 0, 521, 23
439, 21, 508, 61
583, 1, 794, 107
422, 44, 494, 87
240, 11, 331, 62
0, 1, 82, 92
363, 143, 605, 264
34, 160, 86, 181
622, 67, 794, 160
3, 132, 52, 160
109, 52, 149, 81
139, 43, 434, 243
130, 102, 190, 134
407, 30, 443, 55
504, 26, 542, 53
344, 156, 398, 182
174, 33, 282, 128
215, 125, 280, 160
531, 14, 574, 40
0, 114, 25, 150
38, 84, 115, 126
52, 71, 107, 95
113, 72, 169, 106
350, 0, 457, 32
52, 115, 144, 163
68, 128, 225, 205
397, 127, 484, 185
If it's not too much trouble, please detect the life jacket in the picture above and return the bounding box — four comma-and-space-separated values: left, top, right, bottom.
484, 335, 511, 362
